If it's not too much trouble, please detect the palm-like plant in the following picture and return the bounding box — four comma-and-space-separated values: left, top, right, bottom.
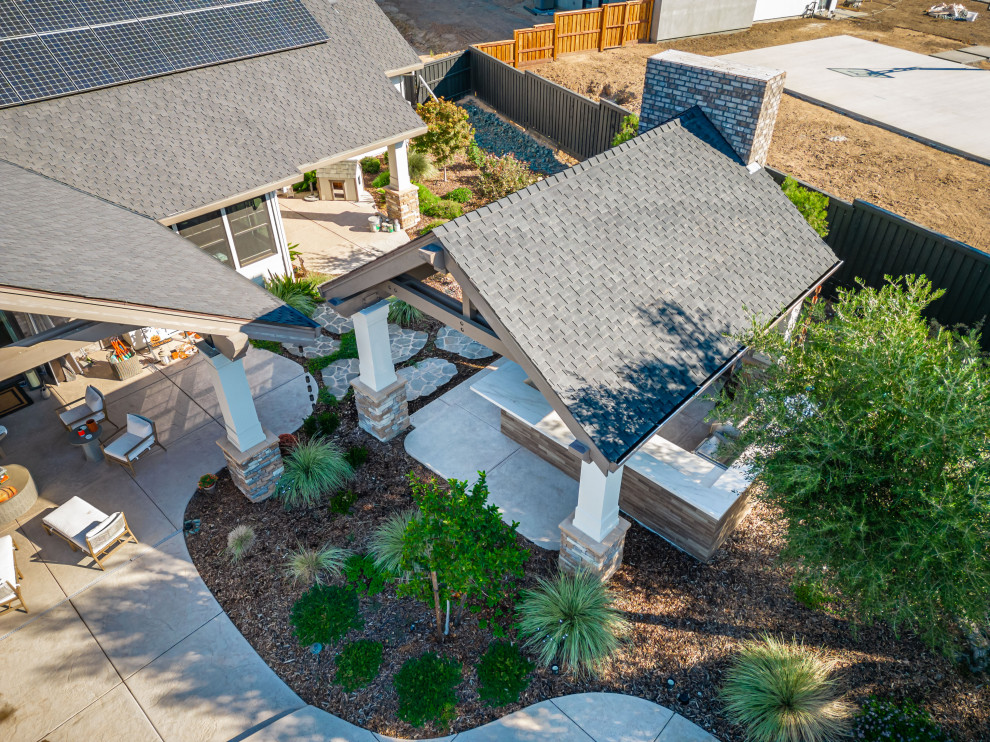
720, 634, 852, 742
387, 298, 424, 326
277, 438, 353, 509
264, 273, 322, 317
285, 543, 351, 585
368, 508, 420, 577
516, 570, 629, 675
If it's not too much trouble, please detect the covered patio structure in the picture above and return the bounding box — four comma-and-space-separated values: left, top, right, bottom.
321, 108, 841, 576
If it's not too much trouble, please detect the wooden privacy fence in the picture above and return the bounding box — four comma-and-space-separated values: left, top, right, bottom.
475, 0, 651, 68
766, 168, 990, 340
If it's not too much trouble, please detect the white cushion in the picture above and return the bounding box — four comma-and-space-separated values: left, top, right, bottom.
43, 496, 109, 550
104, 432, 153, 462
85, 386, 104, 412
59, 405, 105, 428
86, 513, 125, 552
0, 535, 16, 587
126, 414, 153, 438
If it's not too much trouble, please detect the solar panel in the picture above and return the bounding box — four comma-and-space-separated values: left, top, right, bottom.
43, 27, 126, 87
0, 36, 78, 99
139, 13, 218, 70
92, 22, 174, 79
0, 0, 37, 39
16, 0, 88, 33
0, 0, 329, 108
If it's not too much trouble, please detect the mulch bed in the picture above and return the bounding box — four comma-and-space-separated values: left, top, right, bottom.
187, 324, 989, 741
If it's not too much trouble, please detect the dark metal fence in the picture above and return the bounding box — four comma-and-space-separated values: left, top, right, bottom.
405, 51, 472, 105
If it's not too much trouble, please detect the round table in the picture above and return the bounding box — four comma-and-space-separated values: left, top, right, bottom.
69, 424, 103, 462
0, 464, 39, 525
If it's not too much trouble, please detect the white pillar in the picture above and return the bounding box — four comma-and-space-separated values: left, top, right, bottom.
572, 461, 624, 543
388, 140, 412, 191
204, 352, 266, 452
352, 300, 397, 392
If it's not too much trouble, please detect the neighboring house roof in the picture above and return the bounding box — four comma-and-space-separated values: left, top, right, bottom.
425, 108, 839, 463
0, 160, 318, 341
0, 0, 424, 222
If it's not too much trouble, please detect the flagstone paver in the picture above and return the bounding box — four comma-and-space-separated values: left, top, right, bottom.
436, 326, 494, 359
389, 322, 428, 363
397, 357, 458, 400
319, 357, 361, 398
314, 303, 353, 334
283, 335, 339, 359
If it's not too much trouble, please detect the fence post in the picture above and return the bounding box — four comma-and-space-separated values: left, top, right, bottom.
513, 29, 520, 68
620, 1, 630, 45
597, 6, 607, 52
552, 15, 560, 60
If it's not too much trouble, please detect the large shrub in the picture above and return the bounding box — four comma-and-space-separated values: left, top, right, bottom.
372, 171, 391, 188
290, 584, 362, 646
852, 697, 953, 742
516, 570, 628, 675
610, 114, 639, 147
334, 639, 383, 691
445, 186, 473, 203
719, 276, 990, 654
264, 273, 322, 317
720, 635, 851, 742
277, 438, 353, 509
394, 652, 462, 727
360, 156, 381, 174
476, 641, 534, 707
781, 176, 829, 238
415, 98, 475, 180
424, 199, 463, 220
416, 182, 440, 212
478, 154, 536, 202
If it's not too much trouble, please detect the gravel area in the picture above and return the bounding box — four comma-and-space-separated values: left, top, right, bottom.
464, 103, 567, 176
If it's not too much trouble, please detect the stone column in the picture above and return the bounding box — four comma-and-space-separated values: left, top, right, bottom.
385, 140, 420, 229
558, 461, 631, 580
203, 343, 283, 503
350, 300, 410, 442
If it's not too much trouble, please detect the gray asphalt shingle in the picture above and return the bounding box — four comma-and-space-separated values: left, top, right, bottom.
433, 108, 839, 463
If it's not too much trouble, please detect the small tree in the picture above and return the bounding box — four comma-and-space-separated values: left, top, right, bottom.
720, 275, 990, 655
398, 473, 527, 639
478, 153, 536, 202
782, 176, 829, 238
610, 114, 639, 147
414, 98, 474, 181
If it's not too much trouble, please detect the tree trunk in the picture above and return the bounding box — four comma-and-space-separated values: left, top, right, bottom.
455, 593, 468, 626
443, 164, 448, 182
430, 570, 443, 640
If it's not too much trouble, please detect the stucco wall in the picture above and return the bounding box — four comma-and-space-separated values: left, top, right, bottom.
650, 0, 757, 41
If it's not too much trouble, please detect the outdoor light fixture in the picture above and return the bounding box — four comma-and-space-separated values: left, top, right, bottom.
551, 665, 559, 675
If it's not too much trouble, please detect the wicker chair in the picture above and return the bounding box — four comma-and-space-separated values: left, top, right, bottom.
0, 535, 28, 613
100, 414, 165, 475
55, 386, 117, 434
41, 496, 138, 570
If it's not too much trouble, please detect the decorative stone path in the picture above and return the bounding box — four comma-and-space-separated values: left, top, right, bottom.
319, 357, 360, 399
389, 323, 428, 363
436, 326, 494, 360
313, 304, 353, 334
282, 335, 339, 359
397, 357, 458, 401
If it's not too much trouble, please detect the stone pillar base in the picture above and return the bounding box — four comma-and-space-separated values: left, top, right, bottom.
217, 429, 284, 503
384, 185, 420, 230
352, 377, 410, 442
559, 512, 631, 581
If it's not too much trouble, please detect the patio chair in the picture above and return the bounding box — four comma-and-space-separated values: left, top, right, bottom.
55, 385, 117, 434
0, 534, 28, 613
100, 413, 165, 475
41, 496, 138, 570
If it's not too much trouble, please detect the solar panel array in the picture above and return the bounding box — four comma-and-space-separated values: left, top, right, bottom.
0, 0, 328, 107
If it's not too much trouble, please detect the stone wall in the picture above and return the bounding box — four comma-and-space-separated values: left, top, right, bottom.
639, 49, 785, 166
218, 430, 284, 503
559, 512, 631, 580
384, 185, 420, 229
352, 377, 410, 442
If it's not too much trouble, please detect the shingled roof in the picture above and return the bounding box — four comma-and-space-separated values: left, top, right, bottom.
0, 0, 424, 221
430, 108, 839, 463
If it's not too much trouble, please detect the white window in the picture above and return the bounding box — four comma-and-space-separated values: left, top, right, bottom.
175, 194, 278, 270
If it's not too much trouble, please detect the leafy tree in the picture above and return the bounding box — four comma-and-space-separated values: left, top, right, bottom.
399, 473, 527, 639
782, 176, 829, 238
415, 98, 475, 181
719, 275, 990, 654
610, 114, 639, 147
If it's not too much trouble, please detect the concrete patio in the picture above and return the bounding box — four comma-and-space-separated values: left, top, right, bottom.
279, 192, 408, 276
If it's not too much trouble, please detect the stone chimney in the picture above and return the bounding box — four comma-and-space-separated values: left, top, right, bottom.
639, 50, 785, 166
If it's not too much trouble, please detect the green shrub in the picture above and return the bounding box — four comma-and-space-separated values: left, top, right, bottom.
387, 297, 424, 326
852, 697, 953, 742
416, 182, 440, 211
394, 653, 462, 727
445, 186, 473, 203
467, 141, 485, 169
372, 171, 390, 188
781, 176, 829, 238
249, 339, 282, 353
420, 220, 448, 235
344, 445, 369, 469
265, 273, 323, 317
610, 114, 639, 147
292, 170, 317, 193
516, 570, 628, 675
335, 640, 383, 691
290, 584, 363, 646
408, 150, 438, 181
424, 199, 463, 220
284, 543, 351, 585
302, 410, 339, 438
343, 553, 388, 596
476, 641, 533, 707
369, 508, 420, 577
792, 580, 829, 610
317, 387, 338, 406
307, 330, 358, 374
225, 525, 256, 563
478, 154, 536, 202
329, 488, 358, 515
278, 438, 353, 509
720, 635, 852, 742
361, 156, 381, 174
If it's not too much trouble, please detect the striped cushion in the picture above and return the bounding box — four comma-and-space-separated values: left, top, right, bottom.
0, 486, 17, 503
